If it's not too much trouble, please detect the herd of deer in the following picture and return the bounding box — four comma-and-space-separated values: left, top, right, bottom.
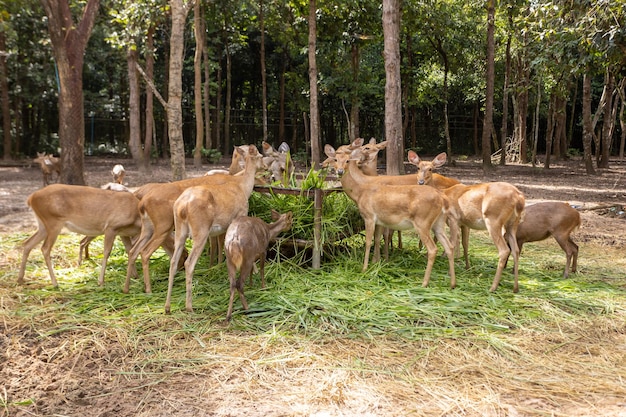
19, 139, 581, 320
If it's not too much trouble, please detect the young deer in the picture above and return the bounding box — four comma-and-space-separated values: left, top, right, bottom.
324, 145, 457, 289
124, 145, 267, 294
442, 182, 525, 292
262, 141, 294, 186
33, 152, 61, 186
18, 184, 142, 287
164, 145, 265, 313
406, 151, 460, 189
224, 210, 294, 321
515, 202, 581, 278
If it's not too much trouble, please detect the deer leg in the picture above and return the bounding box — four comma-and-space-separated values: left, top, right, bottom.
462, 226, 471, 269
569, 238, 579, 274
98, 232, 117, 287
433, 216, 456, 289
226, 259, 238, 321
78, 236, 94, 265
487, 222, 512, 293
120, 236, 138, 279
164, 224, 190, 314
40, 227, 62, 288
372, 225, 383, 263
258, 253, 267, 288
362, 221, 375, 272
184, 229, 211, 313
417, 226, 438, 288
18, 225, 48, 285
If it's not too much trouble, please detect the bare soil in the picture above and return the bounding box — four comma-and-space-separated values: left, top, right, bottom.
1, 155, 625, 417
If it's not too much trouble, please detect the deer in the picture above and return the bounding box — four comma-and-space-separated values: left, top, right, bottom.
407, 150, 526, 292
323, 144, 457, 289
439, 182, 525, 293
18, 184, 143, 287
33, 152, 61, 186
111, 164, 125, 184
406, 151, 461, 189
164, 144, 265, 313
514, 202, 581, 278
124, 145, 267, 294
262, 141, 294, 186
223, 210, 294, 321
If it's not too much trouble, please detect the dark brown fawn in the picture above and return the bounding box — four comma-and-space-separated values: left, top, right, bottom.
514, 202, 581, 278
33, 152, 61, 186
223, 210, 293, 321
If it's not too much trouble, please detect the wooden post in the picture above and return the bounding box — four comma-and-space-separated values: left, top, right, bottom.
312, 187, 323, 269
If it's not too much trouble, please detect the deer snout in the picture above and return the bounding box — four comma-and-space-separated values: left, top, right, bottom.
418, 179, 425, 185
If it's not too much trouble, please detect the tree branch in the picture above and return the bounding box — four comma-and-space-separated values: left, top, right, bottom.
135, 62, 167, 109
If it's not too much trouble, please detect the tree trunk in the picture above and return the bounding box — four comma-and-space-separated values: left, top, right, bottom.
260, 0, 268, 143
500, 24, 512, 166
167, 0, 190, 181
582, 73, 596, 175
481, 0, 495, 171
193, 0, 204, 168
225, 39, 232, 155
127, 47, 143, 170
308, 0, 320, 167
382, 0, 403, 175
203, 37, 212, 151
0, 30, 11, 160
598, 69, 614, 168
618, 78, 625, 160
278, 52, 287, 143
142, 26, 155, 172
349, 42, 360, 141
40, 0, 100, 185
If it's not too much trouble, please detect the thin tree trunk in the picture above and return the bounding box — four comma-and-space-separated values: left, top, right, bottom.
349, 42, 360, 141
167, 0, 190, 181
224, 39, 232, 155
500, 23, 512, 166
382, 0, 403, 175
308, 0, 320, 167
599, 69, 614, 168
278, 52, 287, 143
617, 78, 625, 160
193, 0, 204, 168
0, 30, 11, 160
582, 73, 596, 175
260, 0, 268, 142
203, 35, 211, 150
127, 47, 143, 169
481, 0, 495, 171
142, 26, 155, 171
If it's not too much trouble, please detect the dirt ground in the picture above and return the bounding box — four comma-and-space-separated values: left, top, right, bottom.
1, 155, 626, 417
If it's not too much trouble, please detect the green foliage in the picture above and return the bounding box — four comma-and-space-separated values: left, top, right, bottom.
197, 147, 222, 163
5, 231, 625, 342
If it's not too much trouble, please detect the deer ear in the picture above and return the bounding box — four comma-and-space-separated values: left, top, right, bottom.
324, 144, 336, 158
352, 138, 364, 147
278, 142, 290, 153
432, 152, 447, 168
407, 150, 419, 165
376, 141, 388, 150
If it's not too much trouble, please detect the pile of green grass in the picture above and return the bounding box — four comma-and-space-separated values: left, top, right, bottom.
4, 229, 624, 343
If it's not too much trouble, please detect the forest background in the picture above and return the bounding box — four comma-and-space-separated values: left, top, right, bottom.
0, 0, 625, 182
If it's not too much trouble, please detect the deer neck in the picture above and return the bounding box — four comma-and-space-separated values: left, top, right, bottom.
339, 160, 366, 200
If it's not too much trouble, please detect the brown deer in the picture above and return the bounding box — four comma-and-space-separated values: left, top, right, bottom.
18, 184, 142, 287
124, 145, 267, 294
406, 151, 460, 189
515, 202, 581, 278
323, 144, 457, 289
441, 183, 525, 292
164, 145, 265, 313
224, 210, 293, 321
33, 152, 61, 186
